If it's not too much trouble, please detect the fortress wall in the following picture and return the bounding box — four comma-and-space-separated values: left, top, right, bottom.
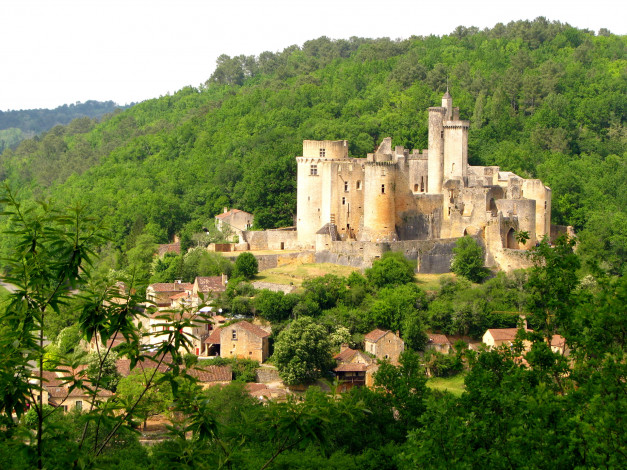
254, 251, 315, 271
496, 199, 537, 247
443, 121, 469, 181
396, 194, 443, 240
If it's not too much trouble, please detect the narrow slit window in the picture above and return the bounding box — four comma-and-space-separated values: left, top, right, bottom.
356, 181, 362, 190
381, 184, 385, 194
344, 181, 349, 192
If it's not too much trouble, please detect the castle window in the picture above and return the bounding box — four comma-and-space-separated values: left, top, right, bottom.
440, 130, 444, 139
344, 181, 349, 192
310, 165, 317, 176
342, 197, 346, 205
420, 176, 425, 192
381, 184, 385, 194
414, 184, 418, 192
544, 201, 547, 210
452, 163, 455, 173
319, 148, 326, 157
356, 181, 362, 190
231, 330, 237, 340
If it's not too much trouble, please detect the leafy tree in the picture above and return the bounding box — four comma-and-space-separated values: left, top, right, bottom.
450, 236, 489, 282
86, 352, 121, 392
233, 252, 258, 279
273, 317, 333, 385
365, 252, 415, 288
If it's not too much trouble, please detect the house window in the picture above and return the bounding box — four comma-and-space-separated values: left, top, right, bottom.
356, 181, 362, 190
342, 197, 346, 205
310, 165, 318, 176
232, 330, 237, 340
319, 148, 326, 157
381, 184, 385, 194
75, 400, 82, 411
344, 181, 349, 192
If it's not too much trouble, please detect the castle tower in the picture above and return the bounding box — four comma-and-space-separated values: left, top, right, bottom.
296, 140, 349, 246
427, 105, 445, 194
361, 162, 397, 241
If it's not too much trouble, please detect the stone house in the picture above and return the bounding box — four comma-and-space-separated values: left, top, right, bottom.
333, 345, 374, 390
193, 275, 228, 302
36, 370, 112, 412
483, 328, 532, 351
364, 329, 404, 365
146, 281, 193, 308
425, 333, 482, 354
215, 208, 254, 241
220, 320, 271, 363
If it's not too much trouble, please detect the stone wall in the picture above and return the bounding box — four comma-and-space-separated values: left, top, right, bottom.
256, 366, 280, 383
254, 251, 315, 271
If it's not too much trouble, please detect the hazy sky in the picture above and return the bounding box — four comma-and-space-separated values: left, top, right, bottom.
1, 0, 624, 111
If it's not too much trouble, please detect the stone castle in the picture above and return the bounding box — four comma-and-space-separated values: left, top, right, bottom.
237, 91, 564, 272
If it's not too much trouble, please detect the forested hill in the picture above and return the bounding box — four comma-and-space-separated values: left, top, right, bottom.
0, 19, 625, 274
0, 100, 126, 153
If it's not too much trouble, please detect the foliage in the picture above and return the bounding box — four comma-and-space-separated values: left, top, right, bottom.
366, 252, 416, 288
450, 236, 489, 282
232, 252, 258, 279
200, 357, 259, 382
86, 352, 121, 392
273, 316, 334, 385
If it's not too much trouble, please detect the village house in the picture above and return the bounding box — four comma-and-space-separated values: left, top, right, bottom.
364, 329, 405, 364
35, 369, 112, 412
333, 345, 374, 391
425, 333, 482, 354
146, 281, 193, 308
193, 275, 228, 302
220, 320, 271, 363
482, 328, 533, 351
215, 207, 254, 241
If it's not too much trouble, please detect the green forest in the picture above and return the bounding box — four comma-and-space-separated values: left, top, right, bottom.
0, 18, 624, 275
0, 101, 125, 153
0, 18, 626, 469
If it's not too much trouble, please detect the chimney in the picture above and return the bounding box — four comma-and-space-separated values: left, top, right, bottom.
223, 207, 228, 213
173, 234, 180, 243
221, 273, 228, 285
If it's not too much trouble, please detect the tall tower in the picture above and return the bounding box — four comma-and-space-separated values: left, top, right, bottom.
361, 162, 397, 241
427, 105, 445, 194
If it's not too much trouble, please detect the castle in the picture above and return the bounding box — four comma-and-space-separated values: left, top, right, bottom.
237, 92, 563, 272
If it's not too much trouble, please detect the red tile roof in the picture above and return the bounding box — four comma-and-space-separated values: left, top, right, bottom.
334, 363, 368, 372
364, 329, 389, 342
486, 328, 532, 342
149, 282, 193, 293
428, 333, 451, 345
550, 334, 566, 348
334, 348, 358, 362
195, 276, 226, 293
215, 209, 249, 220
157, 243, 181, 257
204, 327, 222, 344
234, 321, 271, 338
187, 365, 232, 383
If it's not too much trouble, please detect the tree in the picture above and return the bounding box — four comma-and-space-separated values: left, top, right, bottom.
450, 236, 489, 283
233, 252, 258, 279
116, 369, 173, 429
365, 252, 415, 288
273, 317, 333, 385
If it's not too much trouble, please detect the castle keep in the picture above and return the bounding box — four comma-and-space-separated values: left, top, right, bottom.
294, 92, 553, 271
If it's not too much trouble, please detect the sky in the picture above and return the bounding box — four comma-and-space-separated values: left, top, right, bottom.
0, 0, 624, 111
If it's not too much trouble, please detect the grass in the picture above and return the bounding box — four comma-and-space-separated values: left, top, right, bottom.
256, 263, 359, 286
427, 373, 466, 396
414, 273, 455, 292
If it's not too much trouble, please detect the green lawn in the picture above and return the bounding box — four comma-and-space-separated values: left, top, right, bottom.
427, 373, 466, 396
256, 263, 359, 286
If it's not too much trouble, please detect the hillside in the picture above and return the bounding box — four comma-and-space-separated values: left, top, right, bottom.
0, 100, 127, 152
0, 18, 625, 274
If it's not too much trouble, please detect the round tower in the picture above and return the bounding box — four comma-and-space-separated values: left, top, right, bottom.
427, 106, 444, 194
361, 162, 397, 241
